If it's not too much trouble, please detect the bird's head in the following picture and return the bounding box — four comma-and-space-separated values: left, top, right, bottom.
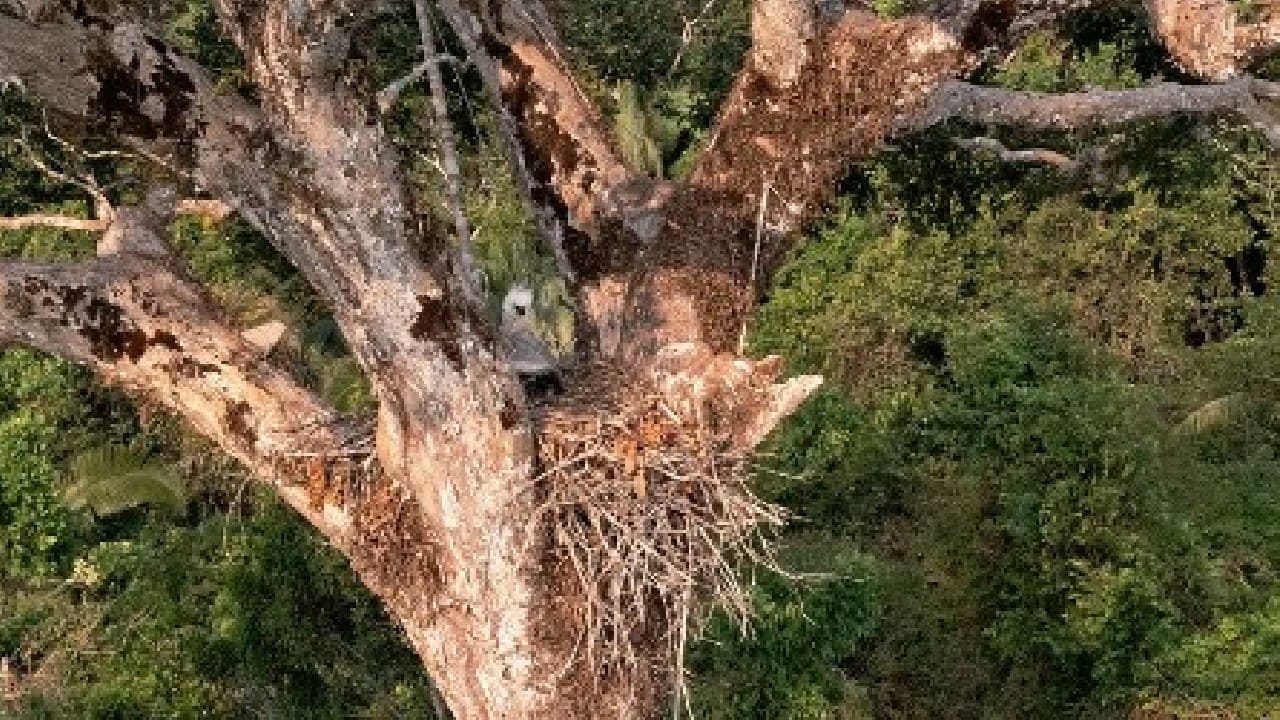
502, 284, 536, 325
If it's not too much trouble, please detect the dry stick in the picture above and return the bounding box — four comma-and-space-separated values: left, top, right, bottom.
532, 392, 790, 710
435, 0, 577, 283
413, 0, 480, 301
666, 0, 721, 80
738, 175, 772, 355
954, 136, 1084, 174
0, 214, 107, 232
16, 128, 113, 223
376, 53, 460, 112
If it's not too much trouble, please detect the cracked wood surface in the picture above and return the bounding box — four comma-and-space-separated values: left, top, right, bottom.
0, 208, 352, 542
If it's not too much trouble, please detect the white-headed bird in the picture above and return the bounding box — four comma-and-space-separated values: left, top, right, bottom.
500, 284, 564, 396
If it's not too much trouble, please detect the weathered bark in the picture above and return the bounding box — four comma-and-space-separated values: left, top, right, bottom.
0, 205, 353, 543
0, 215, 108, 231
1, 7, 550, 718
2, 0, 1280, 717
1145, 0, 1280, 79
916, 77, 1280, 142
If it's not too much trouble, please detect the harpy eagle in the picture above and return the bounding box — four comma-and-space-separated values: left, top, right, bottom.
499, 284, 564, 396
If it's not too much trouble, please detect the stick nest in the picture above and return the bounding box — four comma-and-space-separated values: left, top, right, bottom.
528, 365, 789, 703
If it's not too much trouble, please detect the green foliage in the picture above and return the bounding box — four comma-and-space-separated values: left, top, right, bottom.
754, 389, 917, 533
557, 0, 749, 109
748, 86, 1280, 713
1, 85, 417, 715
169, 216, 378, 413
690, 545, 880, 719
0, 201, 98, 261
164, 0, 253, 93
0, 350, 103, 579
992, 31, 1143, 93
1154, 596, 1280, 714
63, 446, 186, 519
8, 495, 437, 719
610, 81, 707, 178
464, 142, 576, 353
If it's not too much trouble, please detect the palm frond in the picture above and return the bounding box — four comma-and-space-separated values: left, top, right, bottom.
64, 445, 186, 517
1175, 392, 1248, 435
614, 80, 664, 177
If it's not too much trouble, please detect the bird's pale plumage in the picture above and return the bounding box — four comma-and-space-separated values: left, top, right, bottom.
500, 285, 560, 376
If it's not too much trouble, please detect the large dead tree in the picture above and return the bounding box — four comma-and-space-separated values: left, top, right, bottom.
0, 0, 1277, 716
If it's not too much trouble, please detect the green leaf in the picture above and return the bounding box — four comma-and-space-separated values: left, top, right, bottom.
64, 445, 186, 518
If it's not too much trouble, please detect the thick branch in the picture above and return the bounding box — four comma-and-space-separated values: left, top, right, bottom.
689, 9, 966, 237
916, 78, 1280, 143
0, 210, 352, 543
434, 0, 661, 269
751, 0, 818, 90
4, 9, 508, 404
1238, 15, 1280, 65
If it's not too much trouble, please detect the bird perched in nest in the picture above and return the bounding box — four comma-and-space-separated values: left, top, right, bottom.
500, 284, 565, 396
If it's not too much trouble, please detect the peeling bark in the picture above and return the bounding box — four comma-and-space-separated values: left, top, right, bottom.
0, 208, 351, 541
1144, 0, 1280, 79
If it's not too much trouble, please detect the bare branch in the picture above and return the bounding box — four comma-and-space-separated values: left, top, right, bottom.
434, 0, 650, 282
0, 214, 108, 232
954, 136, 1083, 173
412, 0, 480, 300
434, 0, 577, 281
666, 0, 721, 79
15, 126, 114, 221
376, 53, 463, 114
915, 78, 1280, 143
174, 199, 233, 222
0, 200, 233, 234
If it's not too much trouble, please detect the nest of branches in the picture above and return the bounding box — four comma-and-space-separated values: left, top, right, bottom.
528, 365, 790, 703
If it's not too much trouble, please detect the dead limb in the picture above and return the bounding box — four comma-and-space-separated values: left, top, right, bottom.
412, 0, 480, 300
376, 53, 463, 113
954, 136, 1083, 172
0, 200, 234, 234
916, 78, 1280, 144
0, 214, 108, 232
0, 205, 350, 536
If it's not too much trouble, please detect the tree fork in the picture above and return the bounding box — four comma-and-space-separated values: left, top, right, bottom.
3, 0, 1280, 716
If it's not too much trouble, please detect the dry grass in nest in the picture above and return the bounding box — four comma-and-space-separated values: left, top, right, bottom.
527, 367, 790, 709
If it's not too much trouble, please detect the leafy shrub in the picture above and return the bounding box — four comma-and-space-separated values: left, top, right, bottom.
690, 545, 880, 719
